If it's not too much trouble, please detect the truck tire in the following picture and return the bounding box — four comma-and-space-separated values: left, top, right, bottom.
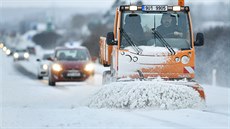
102, 70, 111, 85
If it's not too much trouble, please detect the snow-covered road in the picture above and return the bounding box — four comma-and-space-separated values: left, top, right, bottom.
0, 52, 229, 129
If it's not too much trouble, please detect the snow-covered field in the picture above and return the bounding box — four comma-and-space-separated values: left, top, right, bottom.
0, 51, 229, 129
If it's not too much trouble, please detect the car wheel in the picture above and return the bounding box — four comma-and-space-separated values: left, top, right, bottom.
48, 75, 56, 86
37, 75, 43, 80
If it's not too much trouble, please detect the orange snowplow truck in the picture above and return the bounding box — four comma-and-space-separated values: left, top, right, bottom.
99, 2, 205, 100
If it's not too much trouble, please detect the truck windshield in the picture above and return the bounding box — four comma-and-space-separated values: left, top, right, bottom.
120, 11, 191, 51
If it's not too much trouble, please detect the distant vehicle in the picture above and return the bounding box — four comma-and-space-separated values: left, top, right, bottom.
48, 47, 94, 86
0, 42, 4, 49
27, 46, 36, 55
6, 47, 16, 56
36, 53, 53, 79
13, 49, 30, 61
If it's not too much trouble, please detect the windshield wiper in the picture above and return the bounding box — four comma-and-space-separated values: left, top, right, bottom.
120, 28, 142, 55
152, 28, 176, 55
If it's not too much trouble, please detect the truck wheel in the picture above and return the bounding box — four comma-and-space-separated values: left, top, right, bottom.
102, 70, 111, 85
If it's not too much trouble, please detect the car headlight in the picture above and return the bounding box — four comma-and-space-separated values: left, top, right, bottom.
24, 52, 30, 58
6, 49, 11, 55
42, 64, 48, 70
3, 47, 7, 52
181, 56, 190, 64
0, 43, 4, 49
52, 63, 62, 72
13, 53, 19, 58
84, 63, 95, 72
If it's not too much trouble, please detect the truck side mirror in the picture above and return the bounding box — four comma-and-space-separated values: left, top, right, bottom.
106, 32, 117, 45
194, 33, 204, 46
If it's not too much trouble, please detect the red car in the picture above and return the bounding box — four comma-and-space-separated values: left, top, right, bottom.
48, 47, 94, 86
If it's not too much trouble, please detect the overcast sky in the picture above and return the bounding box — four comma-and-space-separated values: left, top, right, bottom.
0, 0, 228, 8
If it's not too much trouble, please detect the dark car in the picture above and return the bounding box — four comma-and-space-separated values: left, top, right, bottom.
27, 46, 36, 55
13, 49, 30, 61
48, 47, 94, 86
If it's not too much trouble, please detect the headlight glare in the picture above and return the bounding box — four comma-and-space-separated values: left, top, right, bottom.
24, 52, 30, 58
3, 47, 7, 52
13, 53, 19, 58
6, 49, 11, 55
42, 64, 48, 70
84, 63, 94, 72
52, 64, 62, 72
0, 43, 4, 49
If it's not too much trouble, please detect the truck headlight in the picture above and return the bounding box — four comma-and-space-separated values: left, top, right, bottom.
175, 57, 180, 62
173, 6, 181, 11
42, 64, 48, 70
84, 63, 94, 72
129, 6, 137, 11
181, 56, 190, 64
52, 63, 62, 72
24, 52, 30, 58
13, 53, 19, 58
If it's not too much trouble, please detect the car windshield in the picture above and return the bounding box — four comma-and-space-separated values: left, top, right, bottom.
55, 49, 89, 61
42, 53, 53, 60
120, 11, 191, 51
16, 49, 27, 52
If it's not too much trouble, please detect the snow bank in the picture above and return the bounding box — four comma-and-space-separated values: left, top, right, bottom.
88, 81, 205, 110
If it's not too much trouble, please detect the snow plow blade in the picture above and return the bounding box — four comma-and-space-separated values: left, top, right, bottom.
115, 78, 206, 101
191, 84, 205, 100
90, 80, 205, 109
163, 80, 206, 100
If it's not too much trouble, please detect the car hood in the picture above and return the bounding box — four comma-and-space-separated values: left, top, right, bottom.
56, 61, 88, 69
40, 60, 51, 65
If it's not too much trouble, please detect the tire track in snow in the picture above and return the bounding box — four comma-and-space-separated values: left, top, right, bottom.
13, 63, 37, 80
202, 110, 230, 117
133, 113, 195, 129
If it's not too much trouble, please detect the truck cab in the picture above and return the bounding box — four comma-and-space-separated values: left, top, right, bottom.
100, 5, 204, 84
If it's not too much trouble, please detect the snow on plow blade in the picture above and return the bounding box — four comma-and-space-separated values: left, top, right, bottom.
88, 80, 205, 109
162, 80, 206, 100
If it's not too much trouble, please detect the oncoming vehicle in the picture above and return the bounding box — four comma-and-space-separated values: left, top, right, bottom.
6, 47, 16, 56
27, 46, 36, 55
36, 53, 53, 79
13, 49, 30, 61
0, 42, 4, 49
48, 47, 94, 86
99, 1, 205, 100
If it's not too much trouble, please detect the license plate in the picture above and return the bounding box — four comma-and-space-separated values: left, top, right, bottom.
67, 72, 80, 77
142, 5, 168, 12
